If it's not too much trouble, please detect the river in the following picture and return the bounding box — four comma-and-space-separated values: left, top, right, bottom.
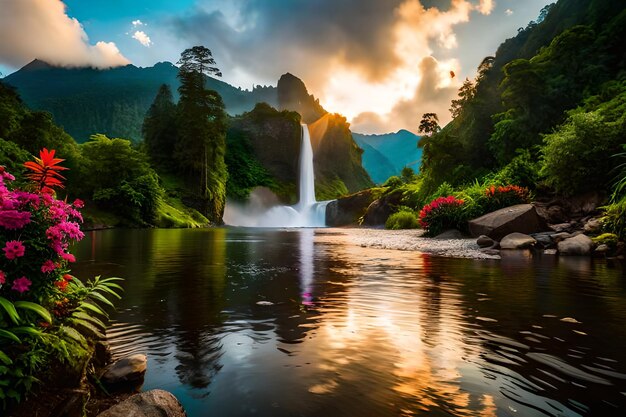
72, 228, 626, 416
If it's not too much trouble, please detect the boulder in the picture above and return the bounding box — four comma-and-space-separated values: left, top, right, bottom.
326, 189, 376, 226
468, 204, 547, 240
500, 233, 537, 249
477, 235, 496, 248
101, 354, 147, 387
557, 234, 595, 256
531, 232, 553, 248
594, 244, 610, 255
97, 390, 186, 417
362, 190, 403, 226
433, 229, 466, 239
551, 232, 571, 243
583, 218, 603, 234
549, 223, 574, 233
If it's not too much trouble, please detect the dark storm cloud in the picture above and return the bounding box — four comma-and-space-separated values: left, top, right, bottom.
170, 0, 405, 85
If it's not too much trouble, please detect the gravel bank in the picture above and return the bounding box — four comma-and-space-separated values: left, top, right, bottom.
316, 228, 501, 260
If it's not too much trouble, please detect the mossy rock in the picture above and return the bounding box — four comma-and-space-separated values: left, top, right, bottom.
591, 233, 619, 248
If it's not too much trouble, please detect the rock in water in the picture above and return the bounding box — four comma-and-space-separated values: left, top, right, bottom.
500, 233, 537, 249
97, 389, 186, 417
102, 354, 147, 387
558, 234, 594, 256
468, 204, 547, 240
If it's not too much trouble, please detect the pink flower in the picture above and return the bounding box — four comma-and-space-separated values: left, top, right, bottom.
41, 260, 57, 273
73, 199, 84, 208
0, 270, 5, 284
3, 240, 25, 260
61, 252, 76, 263
11, 276, 31, 293
0, 210, 31, 229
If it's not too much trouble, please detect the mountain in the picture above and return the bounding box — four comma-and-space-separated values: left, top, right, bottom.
276, 73, 374, 197
353, 130, 422, 184
3, 59, 277, 142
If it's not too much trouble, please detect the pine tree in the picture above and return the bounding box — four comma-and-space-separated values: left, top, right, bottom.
175, 46, 228, 223
142, 84, 177, 169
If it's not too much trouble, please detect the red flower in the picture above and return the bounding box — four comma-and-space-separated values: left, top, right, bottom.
24, 148, 68, 192
55, 279, 69, 291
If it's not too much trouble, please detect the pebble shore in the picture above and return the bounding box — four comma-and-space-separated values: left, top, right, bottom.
316, 228, 501, 259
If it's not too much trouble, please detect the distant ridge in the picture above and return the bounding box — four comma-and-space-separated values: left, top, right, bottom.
353, 130, 422, 184
4, 59, 278, 142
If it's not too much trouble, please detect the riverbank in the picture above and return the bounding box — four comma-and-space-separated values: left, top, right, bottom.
316, 227, 500, 259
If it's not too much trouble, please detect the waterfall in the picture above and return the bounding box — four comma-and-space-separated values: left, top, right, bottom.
296, 124, 317, 211
223, 124, 332, 227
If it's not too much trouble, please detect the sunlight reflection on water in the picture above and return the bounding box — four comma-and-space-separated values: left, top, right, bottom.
72, 228, 626, 417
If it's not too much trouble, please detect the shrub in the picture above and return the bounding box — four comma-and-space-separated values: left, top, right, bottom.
483, 184, 531, 213
386, 208, 419, 230
601, 198, 626, 241
490, 149, 541, 189
383, 175, 403, 189
418, 196, 465, 237
541, 111, 623, 195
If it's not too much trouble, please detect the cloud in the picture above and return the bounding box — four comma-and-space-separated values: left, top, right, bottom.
351, 56, 459, 134
477, 0, 495, 15
505, 9, 514, 16
0, 0, 129, 69
132, 20, 144, 27
168, 0, 499, 133
132, 31, 152, 47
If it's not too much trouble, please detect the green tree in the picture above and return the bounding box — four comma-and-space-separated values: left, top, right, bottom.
400, 166, 416, 183
418, 113, 440, 135
449, 78, 476, 119
176, 46, 228, 223
142, 84, 178, 170
79, 134, 162, 225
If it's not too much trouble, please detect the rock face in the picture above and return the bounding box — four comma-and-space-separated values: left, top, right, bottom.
468, 204, 547, 240
558, 234, 595, 256
326, 189, 377, 226
277, 73, 373, 198
277, 73, 326, 124
362, 190, 403, 226
97, 390, 186, 417
101, 354, 147, 387
500, 233, 537, 249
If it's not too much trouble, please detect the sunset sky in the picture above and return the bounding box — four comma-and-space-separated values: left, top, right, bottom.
0, 0, 553, 134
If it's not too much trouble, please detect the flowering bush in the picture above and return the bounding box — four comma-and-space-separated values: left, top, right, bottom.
418, 195, 465, 237
483, 184, 530, 213
0, 150, 122, 410
0, 151, 84, 302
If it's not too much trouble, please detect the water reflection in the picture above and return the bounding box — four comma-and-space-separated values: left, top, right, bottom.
72, 229, 626, 417
299, 229, 314, 306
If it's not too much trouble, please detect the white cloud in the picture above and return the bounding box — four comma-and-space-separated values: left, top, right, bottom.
132, 19, 144, 27
477, 0, 495, 15
0, 0, 129, 69
132, 31, 152, 47
505, 9, 514, 16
